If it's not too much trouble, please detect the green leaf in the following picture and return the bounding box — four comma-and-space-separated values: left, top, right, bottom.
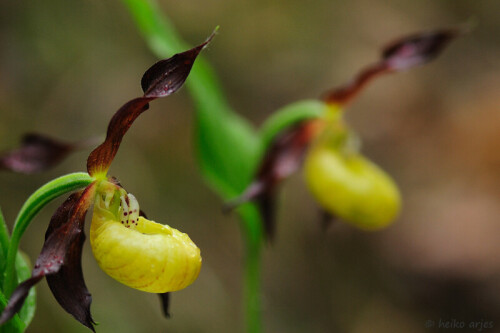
15, 253, 35, 329
188, 58, 261, 197
194, 108, 260, 197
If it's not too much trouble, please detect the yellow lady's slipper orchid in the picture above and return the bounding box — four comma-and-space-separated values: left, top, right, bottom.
0, 35, 213, 331
303, 108, 401, 230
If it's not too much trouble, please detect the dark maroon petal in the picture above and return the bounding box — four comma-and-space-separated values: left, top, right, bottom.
141, 30, 216, 97
158, 292, 171, 318
87, 32, 214, 176
0, 133, 101, 174
46, 227, 95, 331
256, 191, 277, 242
0, 133, 73, 174
382, 29, 459, 70
226, 120, 323, 240
254, 120, 324, 189
38, 185, 96, 331
0, 276, 43, 326
324, 28, 459, 105
0, 184, 97, 331
43, 190, 83, 238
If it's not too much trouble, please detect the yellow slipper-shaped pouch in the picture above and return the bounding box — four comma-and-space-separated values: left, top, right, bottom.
304, 145, 401, 230
90, 191, 201, 293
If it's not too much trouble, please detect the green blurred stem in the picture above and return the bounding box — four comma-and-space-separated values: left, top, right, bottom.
244, 239, 262, 333
0, 208, 9, 286
242, 211, 262, 333
0, 208, 9, 260
239, 205, 264, 333
3, 172, 94, 296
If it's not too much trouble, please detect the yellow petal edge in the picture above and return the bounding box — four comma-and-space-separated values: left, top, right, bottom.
90, 189, 201, 293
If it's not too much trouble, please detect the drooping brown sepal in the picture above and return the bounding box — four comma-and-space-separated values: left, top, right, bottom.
226, 120, 324, 240
46, 223, 95, 331
324, 28, 460, 105
86, 31, 215, 176
0, 183, 97, 331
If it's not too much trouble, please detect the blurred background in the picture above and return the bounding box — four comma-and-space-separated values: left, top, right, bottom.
1, 0, 500, 332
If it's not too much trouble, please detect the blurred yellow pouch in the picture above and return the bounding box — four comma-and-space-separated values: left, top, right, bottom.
304, 146, 401, 230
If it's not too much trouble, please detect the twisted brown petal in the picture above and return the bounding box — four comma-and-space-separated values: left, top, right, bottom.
86, 98, 152, 176
87, 31, 215, 176
324, 28, 460, 105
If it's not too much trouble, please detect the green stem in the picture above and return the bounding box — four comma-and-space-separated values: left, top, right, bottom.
0, 208, 10, 286
244, 237, 262, 333
239, 205, 264, 333
0, 208, 9, 259
3, 172, 94, 296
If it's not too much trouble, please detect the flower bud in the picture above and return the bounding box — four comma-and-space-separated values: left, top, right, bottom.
90, 188, 201, 293
304, 145, 401, 230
